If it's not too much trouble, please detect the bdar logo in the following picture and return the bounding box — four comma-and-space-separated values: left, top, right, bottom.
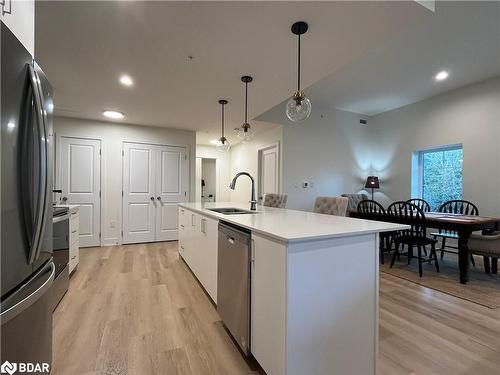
1, 361, 17, 375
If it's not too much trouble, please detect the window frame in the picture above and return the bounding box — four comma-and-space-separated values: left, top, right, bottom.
411, 144, 463, 206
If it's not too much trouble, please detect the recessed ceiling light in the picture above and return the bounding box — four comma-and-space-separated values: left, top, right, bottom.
103, 110, 124, 119
119, 74, 134, 86
435, 71, 449, 81
209, 139, 218, 145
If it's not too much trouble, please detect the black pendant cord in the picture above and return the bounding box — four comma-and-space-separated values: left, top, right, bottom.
221, 103, 225, 138
244, 81, 248, 124
297, 33, 301, 92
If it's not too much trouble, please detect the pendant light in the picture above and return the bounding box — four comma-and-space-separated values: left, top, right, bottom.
235, 75, 255, 143
216, 99, 230, 152
285, 21, 311, 122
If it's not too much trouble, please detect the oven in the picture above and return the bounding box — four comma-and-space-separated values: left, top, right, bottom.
51, 207, 70, 310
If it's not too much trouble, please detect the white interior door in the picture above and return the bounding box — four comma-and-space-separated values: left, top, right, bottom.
60, 137, 101, 247
123, 142, 156, 244
258, 143, 280, 202
155, 145, 188, 241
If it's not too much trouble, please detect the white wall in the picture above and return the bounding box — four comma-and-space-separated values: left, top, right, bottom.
196, 144, 231, 201
229, 126, 283, 204
279, 110, 373, 211
370, 77, 500, 216
53, 116, 196, 246
1, 0, 35, 56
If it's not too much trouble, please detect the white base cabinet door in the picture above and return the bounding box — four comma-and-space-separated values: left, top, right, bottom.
68, 209, 80, 274
177, 207, 218, 303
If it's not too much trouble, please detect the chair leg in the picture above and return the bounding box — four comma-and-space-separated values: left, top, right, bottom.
432, 243, 439, 272
483, 256, 491, 274
492, 258, 498, 274
470, 254, 476, 267
390, 243, 399, 268
386, 236, 392, 252
440, 237, 446, 259
417, 245, 423, 277
408, 244, 413, 264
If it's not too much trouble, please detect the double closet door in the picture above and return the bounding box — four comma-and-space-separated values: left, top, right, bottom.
122, 142, 188, 244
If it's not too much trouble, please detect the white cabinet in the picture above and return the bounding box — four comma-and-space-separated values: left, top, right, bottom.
177, 207, 218, 303
198, 215, 218, 301
251, 234, 287, 375
251, 233, 379, 375
68, 208, 80, 274
1, 0, 35, 56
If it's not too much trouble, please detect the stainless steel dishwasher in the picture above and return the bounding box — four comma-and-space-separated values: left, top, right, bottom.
217, 221, 252, 355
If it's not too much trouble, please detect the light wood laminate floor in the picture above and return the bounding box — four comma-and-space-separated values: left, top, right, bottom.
52, 242, 500, 375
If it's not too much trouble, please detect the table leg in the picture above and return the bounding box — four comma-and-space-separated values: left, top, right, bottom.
458, 231, 472, 284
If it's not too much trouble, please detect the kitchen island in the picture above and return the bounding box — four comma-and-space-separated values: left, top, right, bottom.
177, 202, 407, 375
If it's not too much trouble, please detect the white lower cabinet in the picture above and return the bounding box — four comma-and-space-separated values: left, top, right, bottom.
68, 209, 80, 274
251, 234, 287, 375
177, 207, 218, 303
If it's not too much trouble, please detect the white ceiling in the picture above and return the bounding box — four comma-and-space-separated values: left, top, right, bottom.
259, 1, 500, 122
35, 1, 429, 145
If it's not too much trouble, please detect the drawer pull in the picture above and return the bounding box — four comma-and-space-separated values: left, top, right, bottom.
71, 255, 76, 260
71, 230, 77, 234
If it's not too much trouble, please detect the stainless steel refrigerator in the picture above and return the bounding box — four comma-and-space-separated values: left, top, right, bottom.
1, 22, 55, 368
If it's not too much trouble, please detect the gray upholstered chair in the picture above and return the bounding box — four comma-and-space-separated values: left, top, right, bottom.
341, 193, 369, 212
467, 231, 500, 274
313, 196, 349, 216
263, 193, 288, 208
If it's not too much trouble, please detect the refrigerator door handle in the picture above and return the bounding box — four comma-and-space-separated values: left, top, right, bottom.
32, 66, 51, 262
0, 262, 54, 325
26, 64, 47, 264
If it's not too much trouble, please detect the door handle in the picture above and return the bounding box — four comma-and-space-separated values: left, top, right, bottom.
0, 262, 54, 324
62, 197, 68, 202
227, 236, 235, 245
26, 64, 47, 265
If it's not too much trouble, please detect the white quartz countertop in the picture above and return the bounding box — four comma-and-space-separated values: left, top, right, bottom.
179, 202, 408, 243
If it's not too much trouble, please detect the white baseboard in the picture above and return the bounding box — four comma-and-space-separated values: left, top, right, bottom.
102, 238, 120, 246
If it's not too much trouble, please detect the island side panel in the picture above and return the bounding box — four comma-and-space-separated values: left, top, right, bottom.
286, 233, 378, 375
251, 233, 287, 375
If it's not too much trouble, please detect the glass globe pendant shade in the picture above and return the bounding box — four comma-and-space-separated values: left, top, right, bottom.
286, 91, 311, 122
216, 136, 230, 152
235, 123, 255, 143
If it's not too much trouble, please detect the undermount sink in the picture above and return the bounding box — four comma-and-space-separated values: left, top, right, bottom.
207, 207, 258, 215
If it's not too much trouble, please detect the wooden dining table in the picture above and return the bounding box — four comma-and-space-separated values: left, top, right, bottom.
349, 210, 500, 284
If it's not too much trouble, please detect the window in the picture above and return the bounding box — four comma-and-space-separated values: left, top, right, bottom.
411, 145, 463, 211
